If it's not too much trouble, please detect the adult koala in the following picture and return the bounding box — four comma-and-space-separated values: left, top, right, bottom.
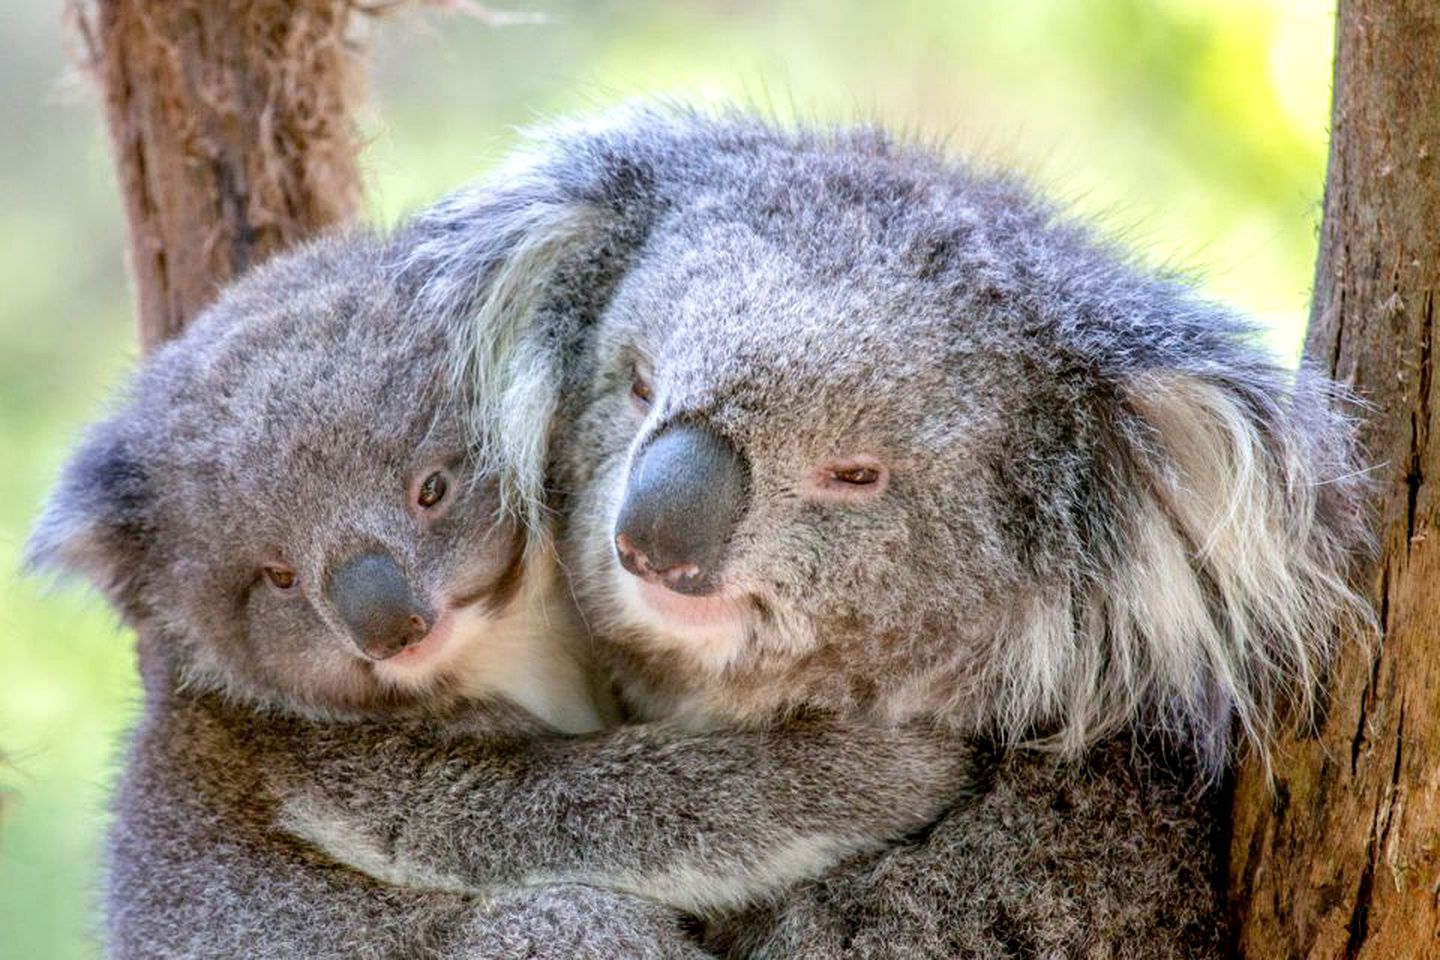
295, 107, 1370, 956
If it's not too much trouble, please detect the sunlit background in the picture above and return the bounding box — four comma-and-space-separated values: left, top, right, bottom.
0, 1, 1335, 955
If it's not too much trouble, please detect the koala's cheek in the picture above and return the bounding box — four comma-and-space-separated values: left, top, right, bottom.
753, 517, 907, 616
564, 460, 626, 586
587, 399, 645, 466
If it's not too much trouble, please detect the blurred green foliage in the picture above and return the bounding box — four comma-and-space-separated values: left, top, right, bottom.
0, 1, 1335, 955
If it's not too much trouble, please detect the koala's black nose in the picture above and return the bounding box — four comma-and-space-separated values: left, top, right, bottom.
613, 422, 749, 597
327, 552, 435, 660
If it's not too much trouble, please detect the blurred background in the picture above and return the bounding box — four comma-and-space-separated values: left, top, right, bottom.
0, 0, 1335, 955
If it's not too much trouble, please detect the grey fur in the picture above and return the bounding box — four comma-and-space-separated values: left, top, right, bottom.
708, 738, 1224, 959
346, 105, 1371, 956
29, 226, 979, 958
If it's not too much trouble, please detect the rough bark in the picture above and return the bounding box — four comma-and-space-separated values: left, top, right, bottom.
1228, 3, 1440, 957
76, 0, 365, 349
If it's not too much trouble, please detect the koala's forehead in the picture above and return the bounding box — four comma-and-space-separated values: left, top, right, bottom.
608, 217, 1023, 436
580, 113, 1185, 374
130, 257, 459, 525
588, 132, 1123, 454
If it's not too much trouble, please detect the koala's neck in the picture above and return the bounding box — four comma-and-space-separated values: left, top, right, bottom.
600, 621, 985, 732
446, 547, 616, 734
595, 631, 807, 728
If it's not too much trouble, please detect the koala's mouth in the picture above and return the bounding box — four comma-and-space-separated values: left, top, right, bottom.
605, 562, 758, 672
604, 552, 833, 675
381, 609, 457, 668
632, 577, 749, 628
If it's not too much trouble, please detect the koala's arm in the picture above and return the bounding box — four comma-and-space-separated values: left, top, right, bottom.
271, 710, 979, 915
706, 737, 1225, 960
106, 691, 718, 960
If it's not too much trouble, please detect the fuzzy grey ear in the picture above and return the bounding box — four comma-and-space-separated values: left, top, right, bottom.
999, 361, 1372, 771
391, 123, 662, 531
26, 424, 154, 618
1116, 369, 1371, 752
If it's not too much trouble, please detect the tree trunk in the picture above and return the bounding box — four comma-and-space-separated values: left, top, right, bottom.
77, 0, 365, 350
78, 0, 367, 686
1228, 3, 1440, 957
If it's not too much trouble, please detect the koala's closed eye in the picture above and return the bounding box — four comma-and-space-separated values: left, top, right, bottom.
806, 456, 889, 502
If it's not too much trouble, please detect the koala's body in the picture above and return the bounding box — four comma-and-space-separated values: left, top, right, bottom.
290, 107, 1369, 957
31, 226, 979, 958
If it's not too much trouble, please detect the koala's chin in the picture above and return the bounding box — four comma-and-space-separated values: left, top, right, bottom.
391, 551, 604, 735
603, 554, 755, 669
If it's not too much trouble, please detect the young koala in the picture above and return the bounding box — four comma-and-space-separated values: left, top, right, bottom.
280, 107, 1373, 957
28, 226, 980, 959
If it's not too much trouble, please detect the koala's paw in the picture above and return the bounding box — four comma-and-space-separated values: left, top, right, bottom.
732, 837, 964, 960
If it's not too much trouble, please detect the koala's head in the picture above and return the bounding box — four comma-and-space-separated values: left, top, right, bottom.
28, 234, 525, 715
407, 106, 1372, 765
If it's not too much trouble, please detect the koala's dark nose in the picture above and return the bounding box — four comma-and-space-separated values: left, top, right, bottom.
613, 423, 748, 596
327, 552, 435, 660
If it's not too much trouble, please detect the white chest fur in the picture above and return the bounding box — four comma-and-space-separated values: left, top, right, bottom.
445, 550, 611, 734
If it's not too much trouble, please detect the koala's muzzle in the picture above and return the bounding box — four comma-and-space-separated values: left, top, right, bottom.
327, 552, 435, 660
613, 423, 748, 596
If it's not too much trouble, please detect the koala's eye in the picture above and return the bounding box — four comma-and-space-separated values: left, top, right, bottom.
832, 465, 881, 486
806, 456, 890, 503
630, 363, 654, 410
416, 471, 449, 509
263, 564, 298, 591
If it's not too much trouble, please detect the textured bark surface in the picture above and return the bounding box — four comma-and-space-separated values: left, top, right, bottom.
1228, 3, 1440, 957
77, 0, 365, 349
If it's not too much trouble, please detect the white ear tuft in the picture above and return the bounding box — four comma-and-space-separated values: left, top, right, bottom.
447, 200, 603, 532
999, 369, 1372, 771
394, 154, 608, 538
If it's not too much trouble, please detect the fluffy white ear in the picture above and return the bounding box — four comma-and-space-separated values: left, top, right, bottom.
393, 105, 683, 536
1118, 372, 1369, 755
428, 197, 601, 526
26, 425, 154, 617
391, 145, 634, 537
1000, 367, 1372, 770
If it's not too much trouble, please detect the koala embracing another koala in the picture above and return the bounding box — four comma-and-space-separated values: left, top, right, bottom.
33, 105, 1368, 959
277, 107, 1370, 957
29, 225, 979, 958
